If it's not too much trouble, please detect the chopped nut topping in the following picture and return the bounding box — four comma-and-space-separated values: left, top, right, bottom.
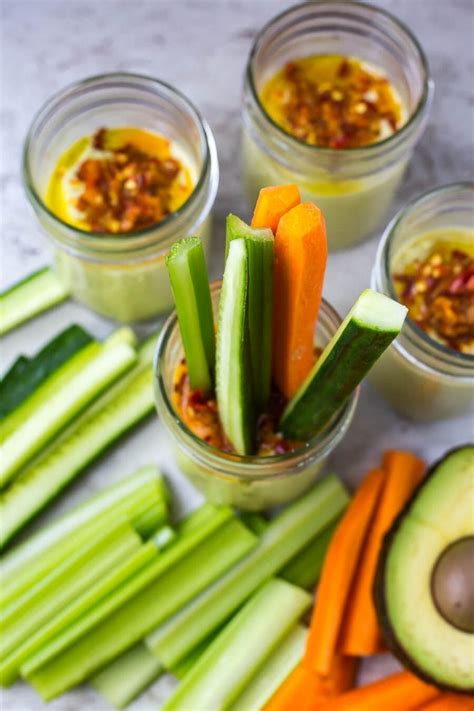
72, 128, 190, 234
260, 55, 403, 149
393, 244, 474, 354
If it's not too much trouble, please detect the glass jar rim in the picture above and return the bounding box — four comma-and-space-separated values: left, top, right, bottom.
154, 282, 359, 479
246, 0, 432, 157
22, 71, 216, 243
378, 181, 474, 366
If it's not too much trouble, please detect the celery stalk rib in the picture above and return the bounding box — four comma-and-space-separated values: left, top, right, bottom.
146, 474, 349, 668
230, 624, 307, 711
279, 519, 339, 590
162, 579, 311, 710
24, 516, 257, 700
166, 237, 215, 393
91, 643, 163, 709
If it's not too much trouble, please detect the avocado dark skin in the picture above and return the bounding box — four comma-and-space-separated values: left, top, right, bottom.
373, 445, 474, 695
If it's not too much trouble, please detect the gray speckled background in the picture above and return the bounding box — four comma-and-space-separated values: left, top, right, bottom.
1, 1, 473, 709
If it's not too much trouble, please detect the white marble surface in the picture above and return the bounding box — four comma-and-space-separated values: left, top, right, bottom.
1, 1, 473, 709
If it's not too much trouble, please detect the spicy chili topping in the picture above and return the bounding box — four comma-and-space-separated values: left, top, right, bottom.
393, 242, 474, 354
260, 55, 404, 149
46, 127, 194, 234
172, 361, 302, 456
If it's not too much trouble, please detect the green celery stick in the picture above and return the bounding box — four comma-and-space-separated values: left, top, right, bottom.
279, 519, 339, 590
162, 579, 311, 710
0, 540, 158, 686
23, 518, 257, 699
166, 237, 215, 393
216, 238, 255, 454
0, 464, 167, 596
0, 336, 163, 549
0, 267, 69, 335
281, 289, 408, 439
226, 215, 274, 410
171, 626, 225, 680
91, 643, 163, 709
230, 624, 307, 711
1, 517, 140, 659
146, 474, 349, 668
239, 512, 269, 536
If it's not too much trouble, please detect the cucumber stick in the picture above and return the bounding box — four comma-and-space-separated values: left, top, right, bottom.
146, 474, 349, 668
230, 624, 307, 711
166, 237, 215, 393
0, 342, 158, 548
25, 517, 257, 699
0, 540, 158, 685
0, 465, 167, 590
0, 324, 92, 420
162, 579, 311, 710
0, 518, 140, 661
226, 215, 274, 410
281, 289, 408, 439
0, 267, 69, 335
0, 340, 137, 486
91, 643, 163, 709
216, 238, 254, 454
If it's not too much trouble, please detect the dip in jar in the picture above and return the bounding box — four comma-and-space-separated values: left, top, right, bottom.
242, 1, 433, 249
370, 184, 474, 420
23, 74, 219, 323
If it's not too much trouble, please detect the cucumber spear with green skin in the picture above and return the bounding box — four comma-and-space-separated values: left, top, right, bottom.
226, 215, 274, 411
281, 289, 408, 440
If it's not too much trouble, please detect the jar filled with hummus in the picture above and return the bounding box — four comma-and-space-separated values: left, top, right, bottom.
370, 183, 474, 420
242, 1, 433, 249
23, 73, 219, 322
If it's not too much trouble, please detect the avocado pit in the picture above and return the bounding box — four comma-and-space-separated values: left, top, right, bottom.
432, 536, 474, 634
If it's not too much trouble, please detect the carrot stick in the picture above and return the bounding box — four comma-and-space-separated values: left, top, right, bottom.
263, 664, 321, 711
305, 467, 385, 676
416, 693, 474, 710
313, 672, 440, 711
264, 655, 357, 711
342, 450, 426, 656
251, 184, 301, 233
271, 202, 327, 398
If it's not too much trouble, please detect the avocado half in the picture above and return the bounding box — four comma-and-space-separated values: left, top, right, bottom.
375, 445, 474, 694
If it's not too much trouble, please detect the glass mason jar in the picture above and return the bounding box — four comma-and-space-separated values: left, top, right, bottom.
154, 282, 358, 511
23, 73, 219, 323
242, 1, 433, 250
370, 183, 474, 421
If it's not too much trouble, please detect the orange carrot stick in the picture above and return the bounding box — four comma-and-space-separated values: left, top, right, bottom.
272, 202, 327, 398
342, 450, 425, 656
313, 672, 440, 711
417, 693, 474, 710
251, 184, 301, 233
264, 655, 357, 711
305, 467, 385, 676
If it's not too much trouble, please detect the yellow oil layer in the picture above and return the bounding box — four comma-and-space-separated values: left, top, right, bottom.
392, 228, 474, 273
260, 54, 404, 149
46, 127, 194, 231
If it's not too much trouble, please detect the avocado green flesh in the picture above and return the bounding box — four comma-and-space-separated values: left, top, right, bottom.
382, 446, 474, 692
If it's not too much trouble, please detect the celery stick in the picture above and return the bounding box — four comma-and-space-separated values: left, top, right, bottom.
0, 465, 167, 595
0, 340, 137, 485
0, 541, 158, 686
25, 517, 257, 700
146, 474, 348, 668
1, 517, 140, 658
239, 512, 269, 536
279, 519, 339, 590
166, 237, 215, 393
104, 327, 137, 350
226, 215, 274, 410
163, 579, 311, 710
91, 643, 163, 709
0, 350, 160, 548
230, 624, 307, 711
171, 627, 224, 680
